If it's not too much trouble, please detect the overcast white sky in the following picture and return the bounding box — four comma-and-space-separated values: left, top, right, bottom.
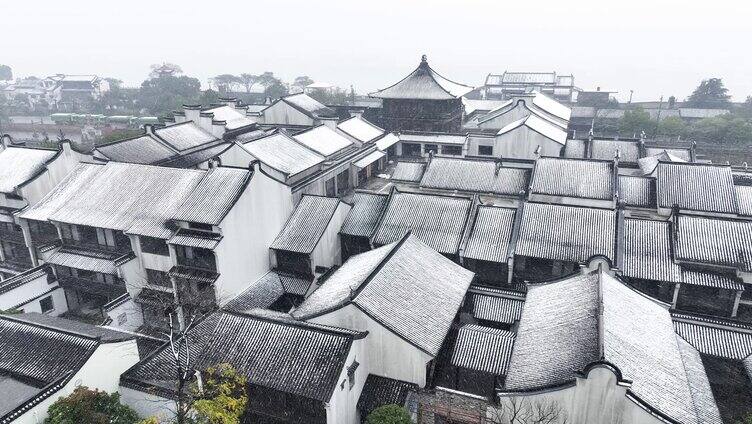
2, 0, 751, 102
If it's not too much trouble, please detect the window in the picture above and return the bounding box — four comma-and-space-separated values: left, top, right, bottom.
478, 145, 493, 156
146, 269, 171, 288
347, 359, 359, 390
40, 296, 54, 313
189, 223, 213, 231
424, 144, 438, 154
59, 224, 73, 241
336, 170, 350, 196
141, 236, 169, 256
55, 266, 73, 278
401, 143, 421, 157
441, 145, 462, 156
78, 225, 98, 245
325, 177, 336, 197
114, 231, 131, 250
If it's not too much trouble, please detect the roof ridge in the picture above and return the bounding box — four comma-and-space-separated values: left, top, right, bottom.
226, 309, 367, 339
350, 232, 412, 303
0, 314, 104, 342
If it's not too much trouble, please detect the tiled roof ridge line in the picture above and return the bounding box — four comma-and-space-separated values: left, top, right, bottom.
0, 313, 104, 343
225, 309, 367, 339
0, 369, 75, 424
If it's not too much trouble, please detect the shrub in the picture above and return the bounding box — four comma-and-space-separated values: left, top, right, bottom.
45, 386, 139, 424
366, 404, 412, 424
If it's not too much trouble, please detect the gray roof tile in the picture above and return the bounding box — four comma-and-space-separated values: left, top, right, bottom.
371, 191, 472, 255
294, 235, 474, 355
420, 157, 529, 196
657, 163, 737, 213
270, 196, 342, 253
340, 192, 388, 238
462, 206, 516, 263
451, 325, 515, 375
517, 203, 616, 263
530, 158, 613, 200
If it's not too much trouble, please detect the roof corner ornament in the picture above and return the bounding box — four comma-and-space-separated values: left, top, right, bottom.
534, 145, 541, 158
640, 130, 646, 141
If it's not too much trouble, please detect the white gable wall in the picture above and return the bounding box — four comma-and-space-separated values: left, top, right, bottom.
325, 338, 368, 424
12, 339, 140, 424
262, 101, 315, 126
214, 164, 294, 304
311, 201, 351, 272
310, 303, 433, 387
495, 126, 563, 160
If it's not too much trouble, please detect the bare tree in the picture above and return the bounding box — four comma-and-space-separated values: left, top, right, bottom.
490, 397, 568, 424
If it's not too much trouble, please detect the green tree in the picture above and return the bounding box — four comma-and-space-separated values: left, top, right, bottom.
657, 116, 686, 138
294, 76, 314, 88
686, 78, 731, 108
0, 64, 12, 81
191, 363, 248, 424
211, 74, 239, 95
138, 75, 202, 116
98, 128, 144, 146
200, 89, 221, 106
258, 72, 288, 100
45, 386, 139, 424
619, 107, 654, 136
736, 414, 752, 424
237, 73, 257, 93
366, 404, 411, 424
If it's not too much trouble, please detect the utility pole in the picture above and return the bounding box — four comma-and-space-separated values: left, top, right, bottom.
652, 95, 663, 139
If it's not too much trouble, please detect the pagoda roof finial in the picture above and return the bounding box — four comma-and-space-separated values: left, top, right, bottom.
421, 54, 428, 63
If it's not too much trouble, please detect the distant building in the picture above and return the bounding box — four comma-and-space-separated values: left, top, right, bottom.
370, 55, 473, 132
482, 71, 577, 102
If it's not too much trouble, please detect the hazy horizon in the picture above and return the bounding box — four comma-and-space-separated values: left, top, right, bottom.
3, 0, 751, 103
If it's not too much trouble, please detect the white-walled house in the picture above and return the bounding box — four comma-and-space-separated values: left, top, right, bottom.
0, 141, 86, 280
494, 114, 567, 159
495, 264, 721, 424
260, 93, 339, 126
120, 309, 367, 424
292, 234, 475, 388
15, 161, 294, 331
0, 313, 139, 424
0, 264, 67, 316
269, 195, 351, 278
475, 92, 570, 132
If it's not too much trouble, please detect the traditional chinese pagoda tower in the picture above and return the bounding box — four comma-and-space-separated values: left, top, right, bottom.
370, 55, 473, 132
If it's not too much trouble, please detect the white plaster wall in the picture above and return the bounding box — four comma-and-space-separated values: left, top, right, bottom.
214, 164, 294, 304
495, 126, 563, 160
262, 101, 315, 126
12, 286, 67, 316
0, 271, 63, 313
478, 103, 529, 131
105, 298, 144, 332
326, 338, 368, 424
217, 143, 255, 168
311, 304, 432, 387
497, 367, 667, 424
18, 142, 86, 207
12, 339, 140, 424
311, 202, 351, 272
119, 386, 175, 422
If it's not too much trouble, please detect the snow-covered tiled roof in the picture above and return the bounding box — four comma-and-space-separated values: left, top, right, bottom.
293, 234, 474, 356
